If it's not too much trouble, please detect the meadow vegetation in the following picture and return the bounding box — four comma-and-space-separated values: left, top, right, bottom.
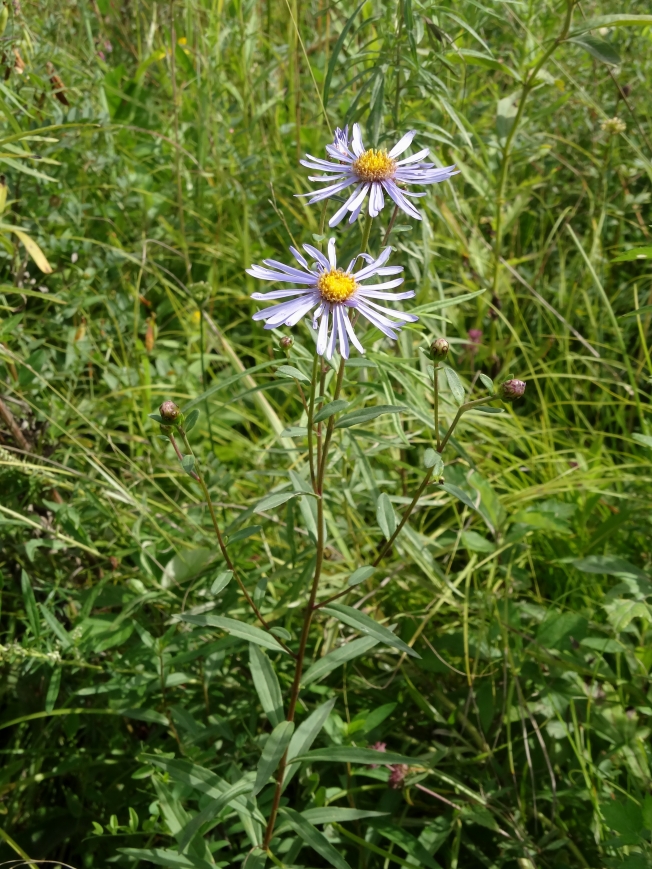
1, 1, 652, 868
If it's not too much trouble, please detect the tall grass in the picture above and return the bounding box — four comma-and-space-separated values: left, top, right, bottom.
1, 0, 652, 867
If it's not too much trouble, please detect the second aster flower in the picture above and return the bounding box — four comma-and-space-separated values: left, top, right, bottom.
299, 123, 458, 227
247, 239, 418, 360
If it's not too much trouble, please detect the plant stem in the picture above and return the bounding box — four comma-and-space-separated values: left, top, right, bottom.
371, 467, 433, 569
360, 211, 373, 255
176, 427, 295, 657
262, 356, 346, 848
437, 396, 496, 454
307, 352, 319, 491
434, 364, 441, 450
382, 204, 400, 246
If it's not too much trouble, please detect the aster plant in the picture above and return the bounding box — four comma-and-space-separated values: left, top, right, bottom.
151, 117, 527, 867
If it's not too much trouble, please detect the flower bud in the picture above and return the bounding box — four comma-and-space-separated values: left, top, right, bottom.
280, 335, 294, 349
159, 400, 181, 423
498, 379, 526, 402
159, 424, 173, 435
430, 338, 449, 360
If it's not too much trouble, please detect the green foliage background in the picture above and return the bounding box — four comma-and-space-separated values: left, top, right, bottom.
1, 0, 652, 867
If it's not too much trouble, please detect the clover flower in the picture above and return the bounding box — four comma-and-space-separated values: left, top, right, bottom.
247, 238, 418, 360
299, 123, 458, 227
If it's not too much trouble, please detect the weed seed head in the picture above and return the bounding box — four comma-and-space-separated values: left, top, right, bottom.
601, 116, 626, 136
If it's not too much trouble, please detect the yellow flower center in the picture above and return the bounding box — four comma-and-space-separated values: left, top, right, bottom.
352, 148, 396, 182
317, 268, 357, 303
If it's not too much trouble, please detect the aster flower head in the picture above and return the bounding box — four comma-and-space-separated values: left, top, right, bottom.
246, 238, 418, 360
299, 123, 459, 227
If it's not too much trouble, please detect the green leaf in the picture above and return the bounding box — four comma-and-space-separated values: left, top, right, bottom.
302, 807, 388, 824
276, 364, 310, 383
348, 565, 376, 587
478, 372, 494, 393
249, 643, 284, 727
374, 823, 443, 869
45, 666, 61, 713
254, 491, 303, 513
573, 555, 648, 580
280, 426, 308, 437
633, 433, 652, 448
119, 708, 169, 726
148, 412, 164, 423
243, 847, 267, 869
473, 406, 504, 414
601, 801, 644, 845
119, 848, 213, 869
323, 603, 419, 658
424, 449, 444, 476
181, 454, 195, 477
301, 636, 380, 686
177, 777, 254, 852
254, 719, 294, 795
569, 14, 652, 37
336, 405, 407, 428
293, 746, 414, 765
441, 483, 478, 514
444, 366, 465, 405
280, 807, 352, 869
39, 604, 72, 648
642, 794, 652, 831
619, 306, 652, 323
314, 399, 349, 423
227, 525, 262, 545
180, 614, 288, 653
21, 569, 40, 638
603, 599, 651, 632
210, 570, 233, 595
580, 637, 623, 653
142, 756, 264, 824
612, 247, 652, 263
569, 35, 621, 65
284, 698, 336, 788
184, 408, 200, 433
376, 493, 397, 539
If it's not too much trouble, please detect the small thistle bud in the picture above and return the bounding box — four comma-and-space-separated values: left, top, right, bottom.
159, 424, 173, 435
498, 379, 526, 402
600, 116, 626, 136
280, 335, 294, 349
430, 338, 449, 360
159, 400, 180, 423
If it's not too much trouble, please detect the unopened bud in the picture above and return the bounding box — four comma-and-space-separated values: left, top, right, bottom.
159, 400, 180, 422
159, 424, 173, 435
498, 379, 526, 402
430, 338, 449, 360
280, 335, 294, 349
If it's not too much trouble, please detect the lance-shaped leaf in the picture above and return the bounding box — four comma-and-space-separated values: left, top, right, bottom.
302, 807, 388, 824
376, 493, 397, 539
119, 848, 213, 869
292, 745, 414, 765
254, 720, 294, 795
302, 636, 379, 687
280, 807, 352, 869
249, 643, 284, 726
322, 603, 420, 658
314, 399, 349, 423
180, 614, 287, 653
336, 404, 406, 429
177, 777, 254, 852
444, 366, 465, 406
284, 698, 336, 789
